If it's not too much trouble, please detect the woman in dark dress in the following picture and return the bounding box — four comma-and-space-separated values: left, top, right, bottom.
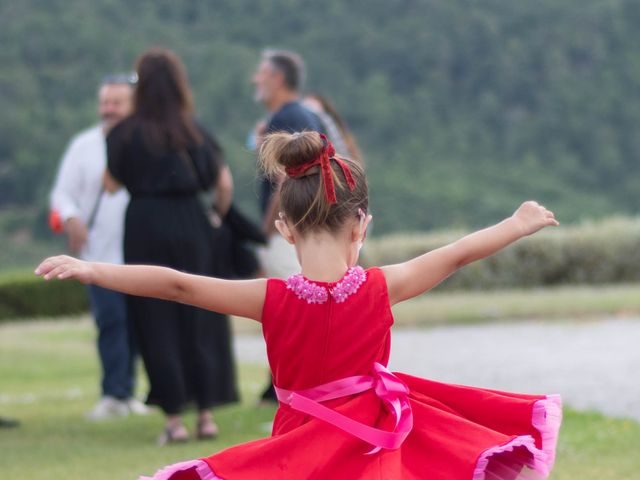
104, 48, 238, 444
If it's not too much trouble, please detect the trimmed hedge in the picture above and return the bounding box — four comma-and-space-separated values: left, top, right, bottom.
0, 270, 89, 322
2, 217, 639, 320
362, 216, 640, 290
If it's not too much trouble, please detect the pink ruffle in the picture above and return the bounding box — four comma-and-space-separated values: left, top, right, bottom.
139, 396, 562, 480
472, 395, 562, 480
139, 459, 223, 480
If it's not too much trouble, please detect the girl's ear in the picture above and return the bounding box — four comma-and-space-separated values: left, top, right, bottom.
275, 215, 295, 244
352, 211, 373, 244
361, 214, 372, 240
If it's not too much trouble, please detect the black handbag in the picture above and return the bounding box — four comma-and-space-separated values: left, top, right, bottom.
182, 148, 266, 279
216, 204, 267, 279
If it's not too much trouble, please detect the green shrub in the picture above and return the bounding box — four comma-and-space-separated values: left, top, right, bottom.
362, 216, 640, 290
2, 217, 639, 320
0, 270, 88, 322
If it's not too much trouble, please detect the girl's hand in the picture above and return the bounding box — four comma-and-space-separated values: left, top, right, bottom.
35, 255, 94, 284
512, 201, 559, 236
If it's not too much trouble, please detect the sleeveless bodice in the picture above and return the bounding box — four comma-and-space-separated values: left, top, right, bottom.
261, 267, 394, 393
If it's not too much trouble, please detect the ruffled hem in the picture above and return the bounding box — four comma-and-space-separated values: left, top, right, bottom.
138, 396, 562, 480
472, 394, 562, 480
139, 459, 222, 480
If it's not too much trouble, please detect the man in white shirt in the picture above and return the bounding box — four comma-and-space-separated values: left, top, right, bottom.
50, 74, 146, 420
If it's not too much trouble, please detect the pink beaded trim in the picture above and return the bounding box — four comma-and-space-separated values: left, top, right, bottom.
287, 266, 367, 304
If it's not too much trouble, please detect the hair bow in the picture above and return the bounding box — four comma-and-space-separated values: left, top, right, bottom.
285, 134, 356, 204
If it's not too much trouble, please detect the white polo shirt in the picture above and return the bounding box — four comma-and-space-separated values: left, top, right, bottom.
50, 125, 129, 264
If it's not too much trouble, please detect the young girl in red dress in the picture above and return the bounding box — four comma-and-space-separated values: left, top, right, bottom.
36, 131, 561, 480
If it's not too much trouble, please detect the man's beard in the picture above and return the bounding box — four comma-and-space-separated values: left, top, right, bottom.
101, 114, 120, 130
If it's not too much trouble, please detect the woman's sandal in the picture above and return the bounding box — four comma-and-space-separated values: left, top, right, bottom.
196, 419, 219, 440
157, 424, 190, 446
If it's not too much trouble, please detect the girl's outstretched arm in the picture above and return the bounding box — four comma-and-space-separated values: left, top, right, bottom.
35, 256, 266, 321
382, 201, 558, 305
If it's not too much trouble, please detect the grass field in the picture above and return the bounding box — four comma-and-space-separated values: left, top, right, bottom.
231, 283, 640, 334
2, 318, 639, 479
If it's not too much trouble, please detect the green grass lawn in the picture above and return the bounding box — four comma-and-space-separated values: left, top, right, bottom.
1, 318, 639, 479
392, 283, 640, 327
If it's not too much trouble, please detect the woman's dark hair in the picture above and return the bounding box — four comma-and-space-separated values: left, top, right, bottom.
259, 131, 368, 234
132, 47, 202, 151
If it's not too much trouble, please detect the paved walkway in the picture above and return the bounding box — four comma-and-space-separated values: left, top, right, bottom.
234, 317, 640, 421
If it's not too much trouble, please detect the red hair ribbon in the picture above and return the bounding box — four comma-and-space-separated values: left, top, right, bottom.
285, 134, 356, 204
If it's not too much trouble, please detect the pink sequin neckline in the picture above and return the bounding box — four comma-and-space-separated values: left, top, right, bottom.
286, 266, 367, 304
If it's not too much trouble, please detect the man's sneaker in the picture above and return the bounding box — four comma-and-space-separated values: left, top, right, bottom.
126, 398, 150, 415
86, 396, 130, 421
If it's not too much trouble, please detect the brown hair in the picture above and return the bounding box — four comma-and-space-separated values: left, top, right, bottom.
307, 93, 363, 163
132, 47, 202, 151
259, 131, 368, 234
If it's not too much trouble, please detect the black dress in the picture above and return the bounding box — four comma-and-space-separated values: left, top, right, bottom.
107, 119, 238, 414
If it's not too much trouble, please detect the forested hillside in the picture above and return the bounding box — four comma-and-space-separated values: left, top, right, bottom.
1, 0, 639, 240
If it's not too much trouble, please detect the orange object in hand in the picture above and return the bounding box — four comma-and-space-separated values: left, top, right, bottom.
48, 209, 64, 233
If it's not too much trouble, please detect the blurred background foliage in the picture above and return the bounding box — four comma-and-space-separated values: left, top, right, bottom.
1, 0, 640, 268
4, 215, 640, 321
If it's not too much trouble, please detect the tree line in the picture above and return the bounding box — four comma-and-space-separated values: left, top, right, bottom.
1, 0, 639, 237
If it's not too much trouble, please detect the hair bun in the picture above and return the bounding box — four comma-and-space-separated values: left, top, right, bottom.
259, 131, 324, 178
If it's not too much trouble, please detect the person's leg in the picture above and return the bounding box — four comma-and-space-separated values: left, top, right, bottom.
259, 377, 277, 402
257, 234, 299, 403
0, 416, 19, 428
130, 295, 190, 442
158, 414, 189, 445
88, 285, 135, 400
196, 409, 219, 439
189, 307, 238, 438
191, 309, 239, 404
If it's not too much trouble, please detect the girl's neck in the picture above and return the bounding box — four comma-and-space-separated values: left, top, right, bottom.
296, 230, 353, 283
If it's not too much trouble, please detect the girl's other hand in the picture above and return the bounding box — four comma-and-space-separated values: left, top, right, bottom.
35, 255, 94, 284
512, 201, 559, 236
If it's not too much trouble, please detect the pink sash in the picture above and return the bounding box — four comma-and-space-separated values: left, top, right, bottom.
275, 363, 413, 453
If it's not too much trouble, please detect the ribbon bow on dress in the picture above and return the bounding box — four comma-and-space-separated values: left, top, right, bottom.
275, 362, 413, 454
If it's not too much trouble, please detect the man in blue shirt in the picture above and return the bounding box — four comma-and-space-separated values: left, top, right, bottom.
252, 49, 325, 227
251, 49, 325, 401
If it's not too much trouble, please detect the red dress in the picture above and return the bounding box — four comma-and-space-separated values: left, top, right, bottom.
141, 267, 561, 480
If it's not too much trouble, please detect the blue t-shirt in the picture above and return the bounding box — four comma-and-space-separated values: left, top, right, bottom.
260, 101, 325, 215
